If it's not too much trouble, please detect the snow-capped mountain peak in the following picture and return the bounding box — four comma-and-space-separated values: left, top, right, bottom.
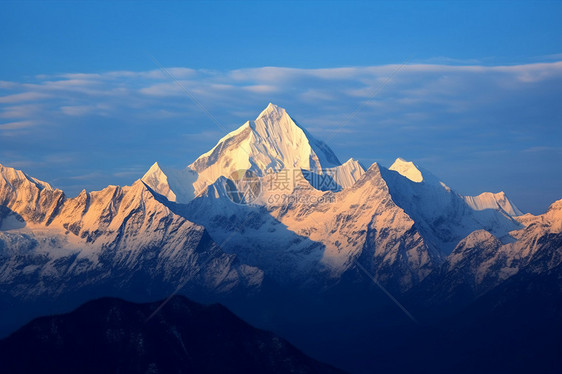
141, 162, 197, 204
327, 158, 365, 189
387, 157, 523, 217
463, 191, 523, 217
389, 157, 424, 183
187, 104, 342, 195
0, 163, 64, 227
256, 102, 286, 120
0, 163, 55, 192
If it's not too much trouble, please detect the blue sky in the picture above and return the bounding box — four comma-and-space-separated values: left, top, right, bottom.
1, 1, 561, 214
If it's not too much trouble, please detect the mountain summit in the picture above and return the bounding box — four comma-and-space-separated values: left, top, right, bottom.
188, 103, 342, 195
389, 157, 424, 183
143, 103, 363, 201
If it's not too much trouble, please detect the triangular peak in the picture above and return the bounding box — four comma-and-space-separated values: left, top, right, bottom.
389, 157, 423, 183
187, 104, 342, 195
250, 103, 313, 147
143, 162, 164, 176
250, 103, 305, 139
326, 158, 365, 189
142, 162, 170, 193
354, 162, 384, 183
142, 162, 197, 204
256, 103, 286, 120
0, 163, 55, 191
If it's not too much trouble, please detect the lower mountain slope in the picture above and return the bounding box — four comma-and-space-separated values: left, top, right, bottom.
0, 295, 346, 374
392, 261, 562, 374
408, 198, 562, 315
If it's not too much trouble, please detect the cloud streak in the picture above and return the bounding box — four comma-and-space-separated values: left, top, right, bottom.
0, 120, 37, 130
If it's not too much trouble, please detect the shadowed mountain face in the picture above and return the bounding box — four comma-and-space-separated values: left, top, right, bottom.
384, 263, 562, 374
0, 296, 346, 374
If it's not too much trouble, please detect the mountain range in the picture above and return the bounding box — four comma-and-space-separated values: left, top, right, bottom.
0, 103, 560, 373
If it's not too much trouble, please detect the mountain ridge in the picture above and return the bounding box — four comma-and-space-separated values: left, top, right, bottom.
0, 104, 551, 296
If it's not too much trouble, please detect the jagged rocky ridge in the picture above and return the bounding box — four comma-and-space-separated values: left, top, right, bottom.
0, 164, 262, 300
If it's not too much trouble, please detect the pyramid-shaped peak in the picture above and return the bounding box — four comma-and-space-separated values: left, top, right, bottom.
146, 161, 162, 172
187, 103, 342, 195
257, 103, 287, 120
254, 103, 297, 133
251, 104, 326, 154
142, 162, 197, 204
142, 162, 165, 182
389, 158, 423, 183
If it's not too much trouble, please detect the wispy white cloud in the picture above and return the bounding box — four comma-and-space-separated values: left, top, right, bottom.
139, 82, 184, 96
522, 146, 562, 153
0, 120, 37, 130
68, 171, 106, 180
60, 105, 99, 116
242, 85, 279, 94
0, 104, 44, 119
3, 61, 561, 120
0, 92, 50, 103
